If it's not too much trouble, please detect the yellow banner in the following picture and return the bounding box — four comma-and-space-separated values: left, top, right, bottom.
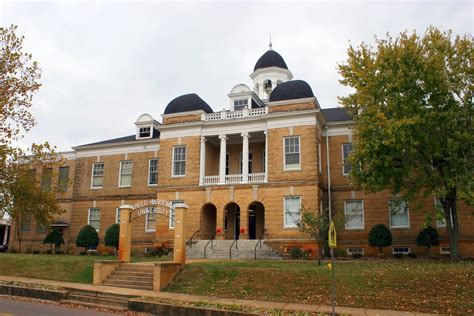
328, 220, 337, 248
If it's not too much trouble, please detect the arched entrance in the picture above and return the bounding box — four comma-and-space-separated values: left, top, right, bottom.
248, 201, 265, 240
224, 202, 240, 240
200, 203, 217, 239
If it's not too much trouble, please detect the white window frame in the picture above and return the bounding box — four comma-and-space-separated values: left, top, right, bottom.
138, 126, 152, 139
169, 200, 183, 229
91, 163, 104, 189
145, 207, 157, 232
440, 247, 450, 254
115, 208, 121, 224
392, 247, 410, 255
344, 200, 365, 230
283, 196, 301, 228
172, 146, 186, 177
342, 143, 353, 176
118, 161, 133, 188
346, 247, 364, 255
148, 159, 159, 186
389, 199, 410, 229
233, 98, 248, 111
283, 136, 301, 171
434, 198, 446, 228
88, 208, 100, 231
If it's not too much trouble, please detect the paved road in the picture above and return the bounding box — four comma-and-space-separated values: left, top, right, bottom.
0, 297, 120, 316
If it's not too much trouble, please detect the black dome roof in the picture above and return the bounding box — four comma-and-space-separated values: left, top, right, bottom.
269, 80, 314, 102
164, 93, 213, 115
254, 50, 288, 71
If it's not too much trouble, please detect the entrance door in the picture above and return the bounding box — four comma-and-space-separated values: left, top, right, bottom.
234, 210, 240, 240
248, 209, 256, 239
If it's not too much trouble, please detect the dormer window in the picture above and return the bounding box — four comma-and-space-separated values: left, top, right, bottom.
234, 99, 248, 111
139, 126, 152, 139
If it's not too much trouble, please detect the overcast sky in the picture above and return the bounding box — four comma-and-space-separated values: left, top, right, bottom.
1, 0, 472, 151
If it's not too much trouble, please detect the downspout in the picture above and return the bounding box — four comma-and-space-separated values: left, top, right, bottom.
325, 125, 332, 220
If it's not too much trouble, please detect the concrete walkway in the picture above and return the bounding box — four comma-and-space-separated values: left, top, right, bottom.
0, 275, 436, 316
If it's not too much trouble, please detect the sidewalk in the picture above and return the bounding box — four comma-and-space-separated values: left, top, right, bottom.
0, 275, 436, 316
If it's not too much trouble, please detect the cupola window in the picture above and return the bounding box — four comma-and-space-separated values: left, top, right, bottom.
234, 99, 248, 111
264, 80, 272, 94
139, 126, 152, 139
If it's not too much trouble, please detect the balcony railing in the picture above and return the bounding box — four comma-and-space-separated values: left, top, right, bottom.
203, 107, 268, 121
202, 173, 267, 185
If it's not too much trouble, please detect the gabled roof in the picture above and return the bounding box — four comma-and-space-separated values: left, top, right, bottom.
322, 107, 353, 122
75, 128, 160, 148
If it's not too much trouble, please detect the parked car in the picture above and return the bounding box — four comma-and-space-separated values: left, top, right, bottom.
0, 244, 8, 253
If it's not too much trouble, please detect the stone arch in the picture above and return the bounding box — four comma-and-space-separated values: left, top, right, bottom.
200, 203, 217, 239
224, 202, 241, 240
247, 201, 265, 240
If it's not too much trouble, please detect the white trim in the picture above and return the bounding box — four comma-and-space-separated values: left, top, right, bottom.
88, 207, 100, 232
266, 97, 316, 107
346, 247, 364, 255
91, 163, 104, 189
145, 207, 156, 232
118, 160, 133, 188
171, 146, 186, 177
239, 151, 253, 174
388, 199, 410, 229
283, 195, 301, 228
434, 198, 447, 228
342, 143, 352, 176
148, 158, 159, 186
161, 109, 206, 119
440, 246, 450, 254
344, 200, 365, 230
136, 125, 153, 140
283, 136, 301, 171
392, 247, 410, 255
115, 208, 120, 224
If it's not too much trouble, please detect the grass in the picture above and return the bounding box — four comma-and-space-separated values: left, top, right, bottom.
0, 253, 171, 284
164, 259, 474, 314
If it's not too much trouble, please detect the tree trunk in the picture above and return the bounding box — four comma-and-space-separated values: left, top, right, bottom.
442, 190, 459, 260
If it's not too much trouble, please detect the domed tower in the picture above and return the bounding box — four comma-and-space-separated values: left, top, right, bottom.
250, 43, 293, 100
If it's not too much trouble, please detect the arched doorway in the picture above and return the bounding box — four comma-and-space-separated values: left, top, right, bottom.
200, 203, 217, 239
224, 202, 240, 240
248, 202, 265, 240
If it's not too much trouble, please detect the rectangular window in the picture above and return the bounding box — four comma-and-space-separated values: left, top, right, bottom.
20, 213, 31, 232
139, 126, 151, 138
284, 196, 301, 228
88, 208, 100, 231
346, 247, 364, 255
41, 168, 52, 191
440, 247, 450, 254
234, 99, 248, 111
58, 166, 69, 192
91, 163, 104, 188
284, 137, 301, 170
145, 207, 156, 232
225, 153, 230, 175
119, 161, 133, 187
172, 146, 186, 176
239, 152, 253, 174
389, 199, 410, 228
342, 143, 353, 175
434, 198, 446, 228
148, 159, 158, 185
115, 208, 121, 224
344, 200, 364, 229
392, 247, 410, 255
263, 150, 266, 173
169, 201, 183, 229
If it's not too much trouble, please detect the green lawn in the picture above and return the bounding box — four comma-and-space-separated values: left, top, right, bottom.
164, 259, 474, 314
0, 253, 171, 284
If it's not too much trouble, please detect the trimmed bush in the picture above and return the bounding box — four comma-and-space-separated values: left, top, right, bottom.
352, 253, 362, 259
43, 229, 65, 253
289, 247, 310, 260
408, 252, 417, 259
416, 226, 440, 256
368, 224, 392, 253
76, 225, 99, 251
393, 253, 404, 259
104, 224, 120, 252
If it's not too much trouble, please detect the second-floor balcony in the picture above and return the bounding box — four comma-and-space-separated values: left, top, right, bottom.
202, 107, 268, 121
199, 131, 268, 186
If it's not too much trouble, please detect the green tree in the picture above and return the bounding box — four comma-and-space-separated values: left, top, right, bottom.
416, 226, 440, 256
104, 224, 120, 253
368, 224, 392, 253
338, 27, 473, 259
43, 229, 65, 253
298, 207, 330, 265
76, 225, 99, 252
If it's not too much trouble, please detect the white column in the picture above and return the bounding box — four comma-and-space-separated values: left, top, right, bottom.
219, 135, 227, 184
264, 130, 268, 182
3, 226, 9, 245
242, 132, 250, 183
199, 136, 206, 185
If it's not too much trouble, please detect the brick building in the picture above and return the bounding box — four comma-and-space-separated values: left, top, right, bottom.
9, 46, 474, 258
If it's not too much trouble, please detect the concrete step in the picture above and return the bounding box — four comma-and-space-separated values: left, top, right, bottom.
103, 279, 152, 287
112, 271, 152, 277
103, 283, 153, 291
107, 275, 153, 282
67, 294, 128, 308
61, 299, 127, 312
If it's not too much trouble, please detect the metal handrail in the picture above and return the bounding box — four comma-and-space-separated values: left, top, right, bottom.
186, 229, 200, 249
203, 233, 217, 259
229, 239, 238, 259
254, 238, 262, 260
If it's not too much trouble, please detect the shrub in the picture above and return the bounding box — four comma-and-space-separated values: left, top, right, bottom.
352, 253, 362, 259
289, 247, 310, 260
43, 229, 65, 253
101, 251, 109, 256
368, 224, 392, 253
416, 226, 440, 256
45, 249, 53, 254
32, 250, 40, 254
393, 253, 404, 259
55, 250, 64, 255
104, 224, 120, 252
408, 252, 417, 259
76, 225, 99, 251
79, 251, 87, 256
8, 246, 17, 253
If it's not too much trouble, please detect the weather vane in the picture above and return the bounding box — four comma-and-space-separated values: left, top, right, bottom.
269, 34, 272, 50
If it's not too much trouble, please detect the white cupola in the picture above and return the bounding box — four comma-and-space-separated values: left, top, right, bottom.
134, 113, 160, 140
